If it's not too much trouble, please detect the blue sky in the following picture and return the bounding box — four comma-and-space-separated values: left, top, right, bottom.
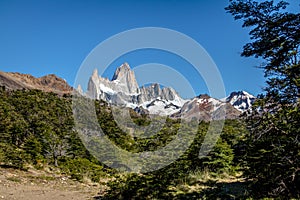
0, 0, 299, 98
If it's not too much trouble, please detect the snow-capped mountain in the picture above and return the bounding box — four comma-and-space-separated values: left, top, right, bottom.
171, 94, 241, 121
83, 63, 255, 119
224, 91, 256, 112
87, 63, 139, 99
87, 63, 186, 115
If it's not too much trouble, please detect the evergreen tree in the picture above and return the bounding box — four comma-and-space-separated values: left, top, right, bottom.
226, 0, 300, 197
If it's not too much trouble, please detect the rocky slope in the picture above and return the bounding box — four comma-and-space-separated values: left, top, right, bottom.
0, 71, 72, 95
171, 94, 241, 121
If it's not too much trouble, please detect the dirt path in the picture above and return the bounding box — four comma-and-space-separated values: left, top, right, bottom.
0, 185, 93, 200
0, 167, 105, 200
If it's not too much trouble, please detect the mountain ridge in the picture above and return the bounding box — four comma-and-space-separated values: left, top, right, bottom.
86, 63, 186, 116
0, 71, 73, 95
84, 63, 256, 120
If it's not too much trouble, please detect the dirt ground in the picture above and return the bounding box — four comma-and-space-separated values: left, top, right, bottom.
0, 167, 106, 200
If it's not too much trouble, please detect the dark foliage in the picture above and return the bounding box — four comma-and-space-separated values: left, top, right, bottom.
0, 88, 107, 179
226, 0, 300, 198
0, 87, 248, 199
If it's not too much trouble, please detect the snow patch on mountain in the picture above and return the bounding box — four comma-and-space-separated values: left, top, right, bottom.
224, 91, 256, 112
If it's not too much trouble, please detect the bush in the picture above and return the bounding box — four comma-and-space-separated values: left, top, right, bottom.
59, 157, 105, 182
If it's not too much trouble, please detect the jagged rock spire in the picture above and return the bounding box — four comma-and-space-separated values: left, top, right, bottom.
111, 63, 139, 94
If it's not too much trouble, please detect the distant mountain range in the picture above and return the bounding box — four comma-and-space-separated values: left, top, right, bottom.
84, 63, 256, 120
0, 64, 256, 121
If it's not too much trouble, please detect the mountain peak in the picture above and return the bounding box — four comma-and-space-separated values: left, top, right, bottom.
112, 63, 131, 81
197, 94, 210, 99
122, 62, 130, 69
88, 63, 140, 98
77, 84, 83, 94
229, 90, 255, 98
110, 63, 139, 94
92, 69, 98, 78
226, 91, 256, 112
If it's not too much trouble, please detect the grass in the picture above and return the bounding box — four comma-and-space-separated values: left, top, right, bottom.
27, 174, 56, 181
7, 177, 21, 182
167, 169, 251, 199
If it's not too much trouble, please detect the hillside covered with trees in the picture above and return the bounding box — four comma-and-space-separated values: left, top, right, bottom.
0, 87, 252, 199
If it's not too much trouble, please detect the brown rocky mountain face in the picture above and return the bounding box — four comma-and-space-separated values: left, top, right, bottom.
0, 71, 73, 95
171, 94, 241, 121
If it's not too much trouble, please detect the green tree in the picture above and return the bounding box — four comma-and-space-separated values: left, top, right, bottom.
23, 134, 43, 164
226, 0, 300, 197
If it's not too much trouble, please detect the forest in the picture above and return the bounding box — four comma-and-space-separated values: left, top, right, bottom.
0, 84, 298, 199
